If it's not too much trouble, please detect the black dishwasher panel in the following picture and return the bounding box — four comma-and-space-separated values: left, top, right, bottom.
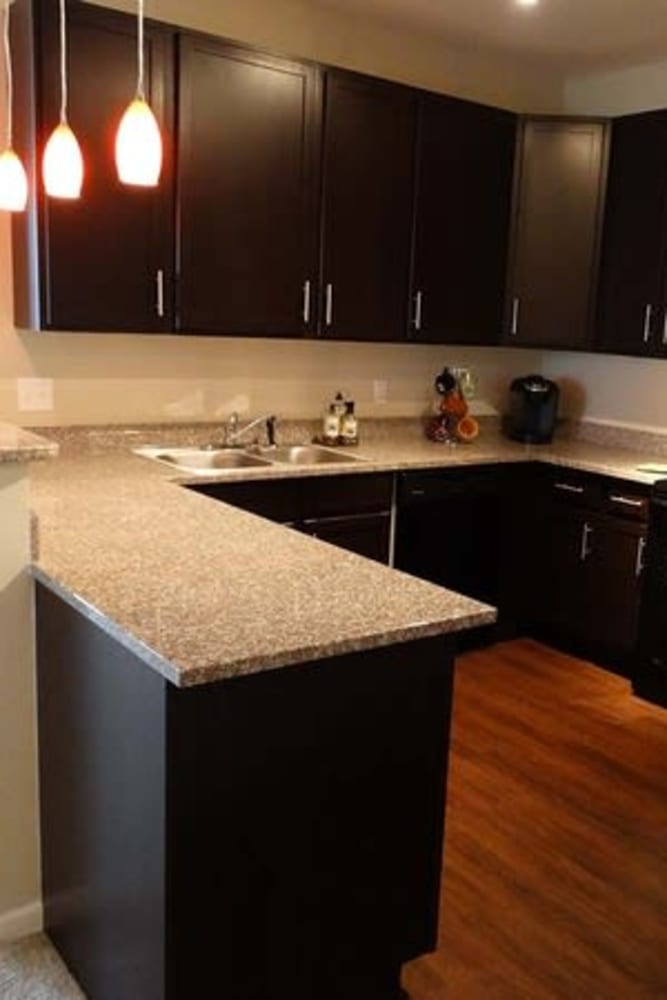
395, 468, 502, 607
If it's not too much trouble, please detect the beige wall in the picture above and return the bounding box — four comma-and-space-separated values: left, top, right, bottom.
542, 351, 667, 434
0, 465, 41, 942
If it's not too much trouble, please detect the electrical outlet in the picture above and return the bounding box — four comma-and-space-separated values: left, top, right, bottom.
17, 378, 54, 412
373, 379, 388, 404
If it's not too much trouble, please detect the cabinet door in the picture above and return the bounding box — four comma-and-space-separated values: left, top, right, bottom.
505, 119, 608, 349
302, 513, 391, 563
177, 37, 321, 336
535, 500, 593, 641
410, 95, 516, 345
587, 517, 646, 659
596, 112, 667, 357
15, 0, 175, 332
320, 71, 416, 342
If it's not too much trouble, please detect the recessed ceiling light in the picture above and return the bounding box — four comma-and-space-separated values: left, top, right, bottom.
516, 0, 539, 6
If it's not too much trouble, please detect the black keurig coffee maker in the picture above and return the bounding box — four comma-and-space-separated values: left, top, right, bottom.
505, 375, 559, 444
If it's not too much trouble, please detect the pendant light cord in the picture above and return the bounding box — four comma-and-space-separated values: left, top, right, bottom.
3, 0, 13, 148
58, 0, 67, 124
136, 0, 145, 100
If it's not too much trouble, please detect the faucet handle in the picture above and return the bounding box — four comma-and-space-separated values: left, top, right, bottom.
266, 415, 277, 447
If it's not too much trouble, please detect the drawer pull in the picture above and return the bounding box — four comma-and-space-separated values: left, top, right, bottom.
609, 494, 644, 509
510, 297, 520, 336
554, 482, 584, 495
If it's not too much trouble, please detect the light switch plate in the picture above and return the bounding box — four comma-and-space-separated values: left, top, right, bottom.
17, 378, 54, 412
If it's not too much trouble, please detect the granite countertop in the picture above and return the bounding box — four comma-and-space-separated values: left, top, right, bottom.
0, 422, 58, 464
28, 421, 667, 688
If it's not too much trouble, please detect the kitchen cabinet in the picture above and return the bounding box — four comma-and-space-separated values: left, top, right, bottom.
319, 71, 416, 342
516, 468, 649, 669
190, 472, 393, 563
13, 0, 175, 332
505, 118, 609, 349
596, 111, 667, 357
37, 583, 456, 1000
177, 37, 321, 336
409, 94, 516, 345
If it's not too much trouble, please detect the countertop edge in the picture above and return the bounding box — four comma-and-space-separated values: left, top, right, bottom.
31, 566, 496, 688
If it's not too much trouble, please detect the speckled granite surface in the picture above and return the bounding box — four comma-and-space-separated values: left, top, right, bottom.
0, 935, 84, 1000
28, 420, 667, 688
0, 423, 57, 464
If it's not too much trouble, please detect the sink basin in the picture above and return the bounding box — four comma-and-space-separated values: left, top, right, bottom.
636, 464, 667, 475
133, 447, 274, 473
255, 445, 364, 465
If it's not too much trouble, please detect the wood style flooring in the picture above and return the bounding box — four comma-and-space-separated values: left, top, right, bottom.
2, 639, 665, 999
403, 638, 667, 1000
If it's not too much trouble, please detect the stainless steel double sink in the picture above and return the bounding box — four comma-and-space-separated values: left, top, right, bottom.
133, 444, 364, 475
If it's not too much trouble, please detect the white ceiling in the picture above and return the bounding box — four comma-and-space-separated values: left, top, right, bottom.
312, 0, 667, 72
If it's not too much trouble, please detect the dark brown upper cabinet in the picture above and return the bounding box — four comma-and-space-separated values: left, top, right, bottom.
13, 0, 175, 332
319, 71, 416, 342
596, 111, 667, 358
409, 94, 516, 345
504, 118, 609, 350
177, 37, 321, 336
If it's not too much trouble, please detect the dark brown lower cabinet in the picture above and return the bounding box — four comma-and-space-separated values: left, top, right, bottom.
189, 473, 393, 564
300, 512, 391, 563
37, 584, 455, 1000
506, 468, 649, 671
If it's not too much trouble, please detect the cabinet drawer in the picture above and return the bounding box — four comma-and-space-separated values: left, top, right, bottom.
300, 473, 394, 518
543, 470, 603, 508
603, 487, 650, 522
189, 479, 299, 523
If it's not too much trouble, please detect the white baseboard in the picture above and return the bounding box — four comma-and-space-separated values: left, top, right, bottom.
0, 900, 43, 943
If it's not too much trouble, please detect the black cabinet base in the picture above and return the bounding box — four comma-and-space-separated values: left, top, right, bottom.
37, 584, 455, 1000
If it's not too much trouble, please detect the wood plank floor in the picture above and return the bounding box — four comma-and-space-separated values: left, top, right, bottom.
403, 638, 667, 1000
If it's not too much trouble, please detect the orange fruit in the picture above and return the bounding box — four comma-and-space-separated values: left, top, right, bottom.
456, 415, 480, 443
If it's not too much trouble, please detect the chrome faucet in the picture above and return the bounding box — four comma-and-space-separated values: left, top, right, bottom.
225, 412, 277, 447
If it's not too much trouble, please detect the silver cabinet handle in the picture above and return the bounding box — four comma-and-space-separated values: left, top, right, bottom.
325, 283, 333, 327
609, 494, 644, 509
414, 290, 423, 332
580, 521, 593, 561
302, 280, 311, 325
635, 536, 647, 578
156, 269, 165, 318
510, 297, 520, 336
643, 304, 653, 343
663, 310, 667, 346
554, 482, 584, 495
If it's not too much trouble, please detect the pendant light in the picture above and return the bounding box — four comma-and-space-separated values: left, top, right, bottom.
115, 0, 162, 187
0, 0, 28, 211
42, 0, 83, 198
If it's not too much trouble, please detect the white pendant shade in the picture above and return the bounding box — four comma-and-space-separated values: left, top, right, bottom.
115, 97, 162, 187
43, 122, 83, 198
0, 147, 28, 211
